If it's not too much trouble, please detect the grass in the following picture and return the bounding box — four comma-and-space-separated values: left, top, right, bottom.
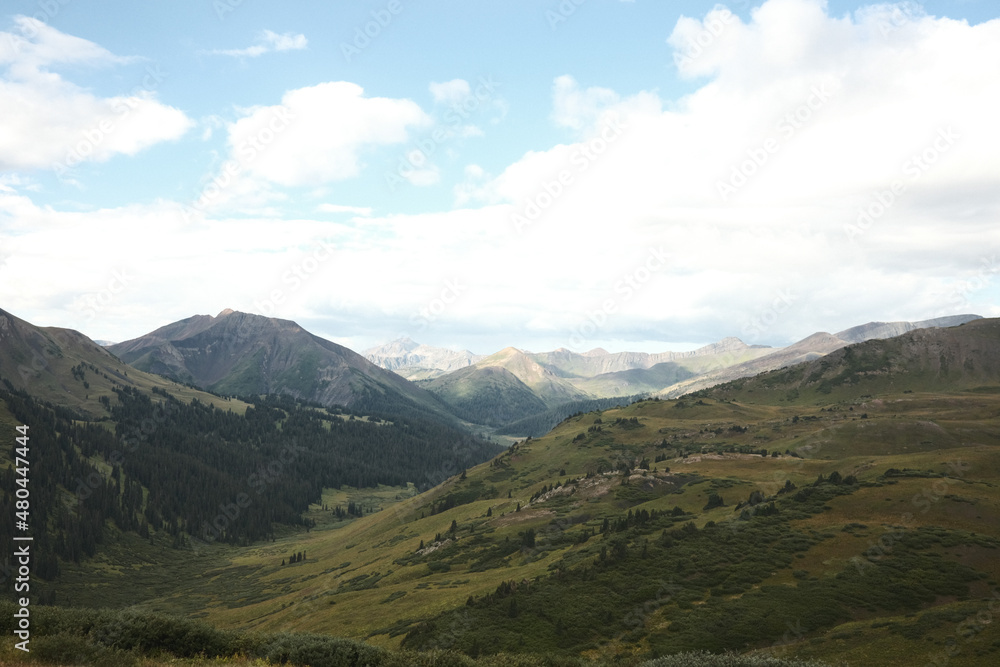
21, 389, 1000, 665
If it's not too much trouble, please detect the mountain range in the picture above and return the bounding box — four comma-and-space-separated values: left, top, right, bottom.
18, 313, 996, 666
4, 307, 978, 436
2, 305, 999, 666
365, 314, 982, 432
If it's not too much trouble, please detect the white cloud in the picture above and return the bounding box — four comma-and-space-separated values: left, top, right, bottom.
223, 81, 430, 190
204, 30, 308, 58
448, 0, 1000, 342
403, 165, 441, 187
0, 16, 192, 172
430, 78, 472, 106
551, 75, 621, 130
426, 77, 503, 144
3, 1, 1000, 353
317, 203, 373, 216
0, 16, 136, 74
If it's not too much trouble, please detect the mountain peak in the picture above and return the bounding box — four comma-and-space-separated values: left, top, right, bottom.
393, 336, 420, 350
363, 338, 482, 378
217, 308, 236, 318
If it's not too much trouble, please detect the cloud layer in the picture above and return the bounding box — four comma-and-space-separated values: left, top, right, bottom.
1, 1, 998, 354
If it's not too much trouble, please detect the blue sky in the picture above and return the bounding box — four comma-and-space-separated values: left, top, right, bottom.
1, 0, 998, 355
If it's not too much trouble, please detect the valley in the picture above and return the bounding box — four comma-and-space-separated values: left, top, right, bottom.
1, 310, 999, 666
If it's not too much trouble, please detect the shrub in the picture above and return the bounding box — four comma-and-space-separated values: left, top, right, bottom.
640, 651, 832, 666
264, 632, 389, 667
29, 632, 138, 667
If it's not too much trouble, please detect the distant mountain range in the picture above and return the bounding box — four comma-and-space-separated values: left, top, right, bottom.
363, 314, 981, 432
656, 314, 982, 398
363, 337, 481, 380
2, 306, 980, 435
708, 315, 1000, 402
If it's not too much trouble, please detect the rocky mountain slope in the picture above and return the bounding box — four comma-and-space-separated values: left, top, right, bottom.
363, 337, 482, 380
0, 307, 240, 417
109, 310, 456, 421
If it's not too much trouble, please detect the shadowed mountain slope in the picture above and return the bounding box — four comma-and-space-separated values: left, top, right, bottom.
109, 310, 457, 421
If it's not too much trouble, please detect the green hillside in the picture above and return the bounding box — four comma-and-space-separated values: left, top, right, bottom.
708, 317, 1000, 404
0, 307, 250, 418
89, 389, 996, 664
571, 361, 696, 397
417, 365, 550, 427
5, 316, 1000, 666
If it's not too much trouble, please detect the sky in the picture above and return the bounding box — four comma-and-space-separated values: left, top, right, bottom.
1, 0, 998, 356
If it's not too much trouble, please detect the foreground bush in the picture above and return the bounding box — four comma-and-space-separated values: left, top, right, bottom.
640, 652, 831, 667
0, 602, 828, 667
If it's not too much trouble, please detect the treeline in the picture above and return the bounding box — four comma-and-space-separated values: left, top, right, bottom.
0, 383, 497, 594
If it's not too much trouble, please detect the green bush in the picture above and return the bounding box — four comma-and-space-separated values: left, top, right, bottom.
640, 652, 831, 667
87, 609, 238, 657
264, 632, 389, 667
27, 632, 137, 667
